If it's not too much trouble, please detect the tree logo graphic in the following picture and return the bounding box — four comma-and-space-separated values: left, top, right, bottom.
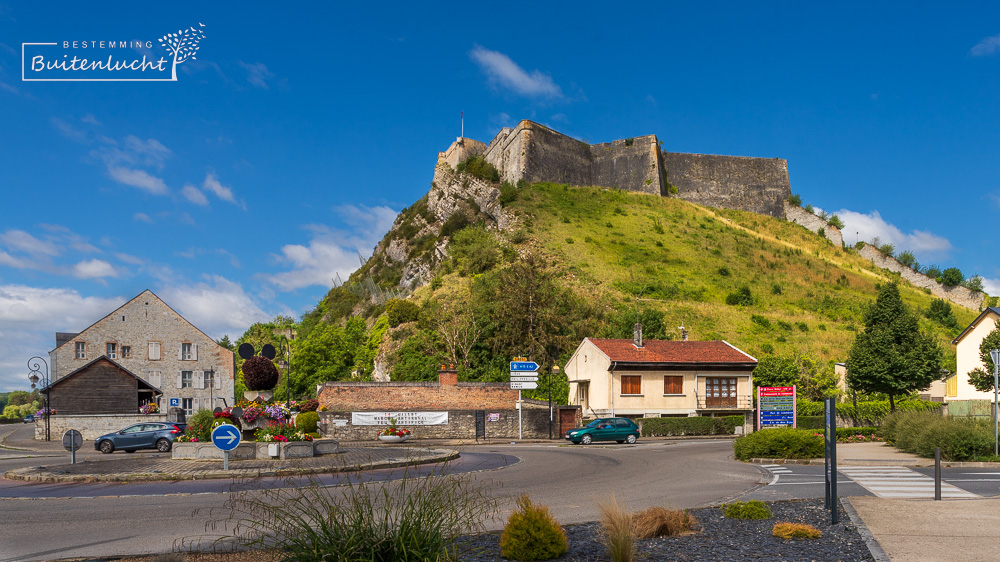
157, 23, 206, 81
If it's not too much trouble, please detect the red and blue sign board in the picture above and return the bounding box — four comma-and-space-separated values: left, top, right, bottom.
758, 386, 796, 428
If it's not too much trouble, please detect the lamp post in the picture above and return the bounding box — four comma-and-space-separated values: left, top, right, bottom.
549, 365, 559, 440
27, 356, 50, 441
992, 349, 1000, 457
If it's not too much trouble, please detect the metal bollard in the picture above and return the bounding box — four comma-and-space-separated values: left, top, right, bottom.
934, 447, 941, 501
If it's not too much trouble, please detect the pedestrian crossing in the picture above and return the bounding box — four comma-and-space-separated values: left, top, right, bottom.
760, 464, 793, 474
837, 466, 980, 499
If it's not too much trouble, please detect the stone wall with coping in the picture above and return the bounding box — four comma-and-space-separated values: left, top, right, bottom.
38, 413, 166, 440
318, 380, 523, 411
591, 135, 664, 195
783, 201, 844, 246
318, 407, 564, 440
858, 244, 985, 310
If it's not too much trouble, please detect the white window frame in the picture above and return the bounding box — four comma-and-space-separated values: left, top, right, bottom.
182, 398, 193, 416
75, 342, 86, 359
121, 345, 131, 359
181, 343, 192, 361
204, 370, 215, 389
181, 370, 193, 388
148, 341, 161, 361
106, 342, 117, 359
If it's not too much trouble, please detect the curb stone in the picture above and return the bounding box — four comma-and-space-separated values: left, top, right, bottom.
841, 497, 891, 562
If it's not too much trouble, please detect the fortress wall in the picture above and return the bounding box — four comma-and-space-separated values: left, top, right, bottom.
483, 127, 525, 184
438, 138, 486, 169
519, 121, 593, 186
590, 135, 664, 195
783, 201, 844, 247
858, 244, 984, 310
662, 152, 791, 218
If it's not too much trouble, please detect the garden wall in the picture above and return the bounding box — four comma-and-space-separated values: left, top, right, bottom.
36, 413, 166, 440
319, 407, 565, 441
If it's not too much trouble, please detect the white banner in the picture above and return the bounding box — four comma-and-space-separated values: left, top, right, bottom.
351, 411, 449, 426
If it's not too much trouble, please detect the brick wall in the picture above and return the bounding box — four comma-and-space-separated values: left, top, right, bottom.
318, 380, 521, 411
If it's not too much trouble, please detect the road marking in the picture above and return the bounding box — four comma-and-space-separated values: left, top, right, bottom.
760, 464, 793, 474
839, 466, 979, 499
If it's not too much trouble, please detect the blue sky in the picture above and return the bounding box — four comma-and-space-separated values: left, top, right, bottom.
1, 2, 1000, 391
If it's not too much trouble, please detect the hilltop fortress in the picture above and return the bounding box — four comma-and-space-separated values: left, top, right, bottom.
439, 119, 792, 218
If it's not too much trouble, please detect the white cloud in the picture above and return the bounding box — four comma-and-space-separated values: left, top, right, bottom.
122, 135, 171, 169
50, 117, 89, 143
80, 113, 101, 125
134, 212, 153, 223
71, 259, 119, 279
469, 46, 563, 98
0, 229, 60, 257
115, 252, 144, 265
833, 208, 953, 257
0, 286, 127, 392
266, 204, 398, 291
238, 61, 275, 89
157, 276, 271, 338
971, 33, 1000, 56
108, 167, 169, 195
982, 278, 1000, 297
181, 184, 209, 206
202, 173, 244, 209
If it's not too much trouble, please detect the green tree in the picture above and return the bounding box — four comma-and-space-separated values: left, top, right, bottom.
449, 225, 502, 276
847, 284, 942, 412
966, 326, 1000, 392
752, 356, 799, 388
940, 268, 964, 287
216, 335, 236, 351
896, 250, 916, 268
925, 299, 958, 329
964, 275, 985, 293
827, 215, 844, 229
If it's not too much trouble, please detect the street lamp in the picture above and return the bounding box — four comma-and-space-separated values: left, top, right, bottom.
27, 356, 50, 441
549, 365, 560, 440
991, 349, 1000, 457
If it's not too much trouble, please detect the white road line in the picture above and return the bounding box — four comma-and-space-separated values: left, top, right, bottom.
839, 466, 979, 499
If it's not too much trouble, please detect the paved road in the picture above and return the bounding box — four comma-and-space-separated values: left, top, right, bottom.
0, 439, 761, 561
741, 464, 1000, 502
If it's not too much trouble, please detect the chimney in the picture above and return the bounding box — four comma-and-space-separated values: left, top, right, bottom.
438, 364, 458, 386
633, 322, 643, 348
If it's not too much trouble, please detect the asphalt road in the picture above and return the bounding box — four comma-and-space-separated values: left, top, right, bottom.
0, 439, 762, 561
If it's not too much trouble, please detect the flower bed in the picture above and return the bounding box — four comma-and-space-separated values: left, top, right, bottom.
171, 438, 339, 460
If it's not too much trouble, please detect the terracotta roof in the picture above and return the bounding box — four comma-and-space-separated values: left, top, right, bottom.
586, 338, 756, 365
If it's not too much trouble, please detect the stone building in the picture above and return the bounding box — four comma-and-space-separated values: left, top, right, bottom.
48, 289, 235, 417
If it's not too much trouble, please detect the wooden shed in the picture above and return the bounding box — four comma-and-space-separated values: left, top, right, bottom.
43, 357, 162, 415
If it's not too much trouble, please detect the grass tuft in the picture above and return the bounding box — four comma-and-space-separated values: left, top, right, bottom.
597, 495, 636, 562
772, 521, 822, 539
632, 506, 699, 538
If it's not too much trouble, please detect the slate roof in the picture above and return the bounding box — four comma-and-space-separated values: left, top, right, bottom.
586, 338, 757, 367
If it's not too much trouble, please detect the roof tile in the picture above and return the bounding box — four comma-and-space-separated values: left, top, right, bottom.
588, 338, 756, 364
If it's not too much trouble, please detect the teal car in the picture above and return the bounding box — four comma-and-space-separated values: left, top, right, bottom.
565, 417, 640, 445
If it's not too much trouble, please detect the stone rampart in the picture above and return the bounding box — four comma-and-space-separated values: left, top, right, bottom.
858, 244, 985, 310
591, 135, 663, 195
661, 152, 790, 217
438, 137, 486, 169
783, 202, 844, 246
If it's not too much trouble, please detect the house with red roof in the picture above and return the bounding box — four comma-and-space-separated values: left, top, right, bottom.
564, 327, 756, 423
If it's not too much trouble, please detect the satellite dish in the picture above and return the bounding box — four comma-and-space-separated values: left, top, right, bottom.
261, 344, 277, 360
237, 343, 255, 360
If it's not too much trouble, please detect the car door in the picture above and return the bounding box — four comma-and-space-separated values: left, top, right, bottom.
614, 418, 632, 440
115, 424, 145, 448
137, 424, 165, 448
594, 419, 616, 442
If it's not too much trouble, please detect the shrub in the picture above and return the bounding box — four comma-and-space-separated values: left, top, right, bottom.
182, 409, 218, 442
633, 507, 698, 538
242, 356, 279, 391
207, 467, 501, 561
940, 267, 964, 286
828, 214, 844, 229
386, 299, 421, 327
733, 428, 824, 461
787, 194, 802, 206
773, 522, 821, 539
750, 314, 771, 329
597, 495, 635, 562
771, 283, 782, 295
296, 411, 320, 434
640, 416, 743, 437
717, 266, 731, 276
456, 154, 500, 183
499, 181, 518, 205
297, 398, 319, 412
722, 500, 772, 519
881, 410, 993, 461
796, 399, 941, 425
725, 286, 754, 306
499, 494, 568, 561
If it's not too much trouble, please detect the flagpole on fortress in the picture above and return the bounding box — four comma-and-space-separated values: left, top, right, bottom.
461, 111, 464, 139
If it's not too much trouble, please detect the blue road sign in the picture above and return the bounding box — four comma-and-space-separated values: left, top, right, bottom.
211, 424, 242, 451
169, 398, 179, 407
510, 361, 539, 372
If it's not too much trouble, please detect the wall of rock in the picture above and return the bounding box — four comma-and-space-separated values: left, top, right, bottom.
783, 201, 844, 246
858, 244, 985, 310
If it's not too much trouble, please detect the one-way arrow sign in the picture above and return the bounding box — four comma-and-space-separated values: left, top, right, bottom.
211, 424, 242, 451
510, 361, 539, 372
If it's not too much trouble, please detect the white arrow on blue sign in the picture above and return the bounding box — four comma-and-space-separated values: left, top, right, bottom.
211, 424, 242, 451
510, 361, 539, 372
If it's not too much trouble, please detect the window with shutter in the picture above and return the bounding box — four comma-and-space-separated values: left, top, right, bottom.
176, 373, 183, 389
214, 371, 222, 390
148, 342, 161, 361
621, 375, 642, 395
194, 371, 203, 389
663, 376, 684, 395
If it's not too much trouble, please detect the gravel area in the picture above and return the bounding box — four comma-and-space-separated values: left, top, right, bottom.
98, 499, 873, 562
454, 499, 874, 561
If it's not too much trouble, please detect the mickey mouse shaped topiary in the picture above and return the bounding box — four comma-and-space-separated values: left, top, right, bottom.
242, 355, 279, 391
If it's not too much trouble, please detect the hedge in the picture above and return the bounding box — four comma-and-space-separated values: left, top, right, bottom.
733, 428, 824, 461
881, 411, 994, 461
641, 415, 744, 437
796, 399, 940, 425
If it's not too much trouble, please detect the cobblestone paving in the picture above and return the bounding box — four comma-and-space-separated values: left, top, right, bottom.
4, 446, 458, 482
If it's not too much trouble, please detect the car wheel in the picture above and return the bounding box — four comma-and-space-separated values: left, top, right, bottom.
99, 440, 114, 454
156, 438, 172, 452
626, 434, 637, 444
581, 434, 593, 445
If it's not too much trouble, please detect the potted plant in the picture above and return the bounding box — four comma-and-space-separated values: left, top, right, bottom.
378, 418, 411, 443
139, 402, 159, 415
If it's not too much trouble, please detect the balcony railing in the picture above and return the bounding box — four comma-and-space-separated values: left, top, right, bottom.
695, 393, 753, 410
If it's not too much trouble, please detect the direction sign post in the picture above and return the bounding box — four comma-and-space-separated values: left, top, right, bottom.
510, 360, 539, 440
211, 424, 242, 471
510, 381, 538, 390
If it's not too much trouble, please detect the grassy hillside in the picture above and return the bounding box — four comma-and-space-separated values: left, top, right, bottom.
290, 178, 978, 400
